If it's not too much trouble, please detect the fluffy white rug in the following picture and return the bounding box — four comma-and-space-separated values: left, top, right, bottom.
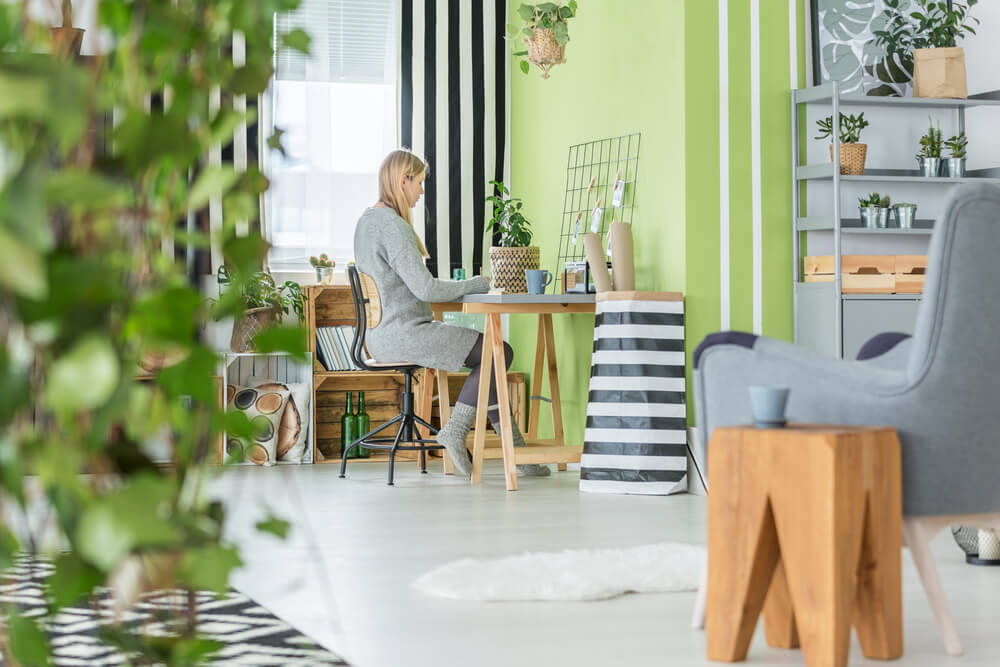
412, 543, 705, 602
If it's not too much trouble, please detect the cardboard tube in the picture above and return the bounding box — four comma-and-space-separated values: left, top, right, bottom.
610, 222, 635, 291
582, 233, 612, 293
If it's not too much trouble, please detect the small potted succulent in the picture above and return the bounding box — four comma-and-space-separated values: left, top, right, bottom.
893, 202, 918, 229
944, 131, 968, 178
310, 253, 336, 284
485, 180, 538, 293
859, 192, 890, 229
815, 112, 869, 175
511, 1, 578, 79
916, 117, 943, 177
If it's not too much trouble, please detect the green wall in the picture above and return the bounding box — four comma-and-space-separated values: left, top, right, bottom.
508, 0, 807, 442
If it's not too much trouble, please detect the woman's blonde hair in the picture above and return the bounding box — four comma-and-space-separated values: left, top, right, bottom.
378, 148, 429, 258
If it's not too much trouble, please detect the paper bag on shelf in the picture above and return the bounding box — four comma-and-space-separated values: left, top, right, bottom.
913, 47, 968, 99
582, 233, 612, 293
609, 222, 635, 291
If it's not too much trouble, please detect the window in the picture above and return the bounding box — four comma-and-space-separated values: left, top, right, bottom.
266, 0, 397, 271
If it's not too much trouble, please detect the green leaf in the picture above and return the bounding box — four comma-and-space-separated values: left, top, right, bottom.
178, 545, 242, 593
267, 128, 287, 157
155, 345, 219, 404
209, 109, 258, 148
520, 60, 531, 75
8, 610, 50, 667
222, 232, 270, 279
281, 28, 311, 54
76, 474, 182, 571
188, 166, 240, 212
170, 638, 223, 667
518, 4, 535, 21
0, 226, 47, 299
49, 552, 104, 609
251, 325, 308, 361
44, 335, 119, 415
255, 515, 291, 539
0, 523, 18, 573
44, 169, 129, 211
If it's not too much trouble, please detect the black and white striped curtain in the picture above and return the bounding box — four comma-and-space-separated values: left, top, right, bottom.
399, 0, 510, 278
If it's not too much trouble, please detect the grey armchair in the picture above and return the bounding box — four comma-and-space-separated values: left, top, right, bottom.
690, 184, 1000, 656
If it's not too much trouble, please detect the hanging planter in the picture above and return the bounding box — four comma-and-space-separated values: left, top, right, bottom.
512, 1, 578, 79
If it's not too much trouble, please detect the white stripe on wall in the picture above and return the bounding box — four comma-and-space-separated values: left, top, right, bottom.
789, 0, 798, 89
750, 0, 763, 335
483, 3, 496, 271
459, 1, 474, 271
719, 0, 730, 330
411, 1, 426, 243
434, 0, 450, 273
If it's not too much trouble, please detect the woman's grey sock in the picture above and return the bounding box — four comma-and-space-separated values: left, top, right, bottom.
488, 407, 551, 478
436, 402, 475, 477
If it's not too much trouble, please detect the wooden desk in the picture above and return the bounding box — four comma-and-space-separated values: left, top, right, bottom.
427, 294, 595, 490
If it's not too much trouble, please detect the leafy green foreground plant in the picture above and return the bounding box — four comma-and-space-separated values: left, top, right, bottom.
0, 2, 309, 664
485, 180, 533, 247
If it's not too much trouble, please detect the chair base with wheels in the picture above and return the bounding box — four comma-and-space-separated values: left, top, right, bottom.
339, 363, 446, 485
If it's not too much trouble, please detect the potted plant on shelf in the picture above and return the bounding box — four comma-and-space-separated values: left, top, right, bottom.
944, 131, 968, 178
874, 0, 980, 99
485, 180, 538, 293
510, 1, 578, 79
893, 202, 918, 229
51, 0, 85, 57
310, 253, 336, 284
218, 266, 305, 352
916, 117, 943, 177
815, 112, 869, 175
859, 192, 891, 229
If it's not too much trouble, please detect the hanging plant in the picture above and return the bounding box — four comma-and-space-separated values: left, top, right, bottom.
510, 1, 578, 79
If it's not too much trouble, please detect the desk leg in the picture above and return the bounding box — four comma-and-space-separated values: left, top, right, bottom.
437, 369, 454, 475
470, 316, 494, 484
489, 312, 518, 491
541, 314, 567, 470
527, 315, 546, 442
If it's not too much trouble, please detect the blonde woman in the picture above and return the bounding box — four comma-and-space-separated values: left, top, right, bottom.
353, 149, 549, 478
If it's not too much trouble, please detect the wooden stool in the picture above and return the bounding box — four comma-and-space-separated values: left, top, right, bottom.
706, 425, 903, 667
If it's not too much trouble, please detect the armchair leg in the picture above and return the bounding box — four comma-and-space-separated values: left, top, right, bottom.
903, 517, 963, 657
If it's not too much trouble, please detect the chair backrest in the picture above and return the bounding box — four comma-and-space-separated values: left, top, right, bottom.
347, 264, 381, 370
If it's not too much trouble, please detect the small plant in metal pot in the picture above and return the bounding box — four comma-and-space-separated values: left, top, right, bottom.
310, 253, 336, 284
893, 202, 918, 229
916, 116, 944, 176
485, 180, 539, 293
816, 112, 869, 175
219, 266, 305, 351
510, 1, 578, 79
944, 131, 968, 177
859, 192, 890, 228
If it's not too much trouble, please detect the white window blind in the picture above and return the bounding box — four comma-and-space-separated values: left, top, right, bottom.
266, 0, 397, 271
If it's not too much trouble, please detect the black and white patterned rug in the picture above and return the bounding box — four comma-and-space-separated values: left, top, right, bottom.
0, 554, 347, 666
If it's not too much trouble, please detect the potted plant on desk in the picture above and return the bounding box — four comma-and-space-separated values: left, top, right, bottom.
485, 180, 538, 294
218, 266, 305, 352
815, 112, 869, 175
310, 253, 335, 284
874, 0, 980, 99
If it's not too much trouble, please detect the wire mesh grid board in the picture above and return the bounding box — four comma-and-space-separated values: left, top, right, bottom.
553, 132, 641, 293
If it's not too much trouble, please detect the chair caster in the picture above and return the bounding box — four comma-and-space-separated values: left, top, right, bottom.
387, 481, 394, 486
338, 474, 345, 478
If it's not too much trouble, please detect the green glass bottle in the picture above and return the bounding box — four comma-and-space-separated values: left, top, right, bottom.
356, 391, 370, 458
341, 392, 357, 459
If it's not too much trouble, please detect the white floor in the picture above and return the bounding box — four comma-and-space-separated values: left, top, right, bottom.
213, 461, 1000, 667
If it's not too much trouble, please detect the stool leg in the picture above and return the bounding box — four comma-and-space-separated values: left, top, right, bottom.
386, 422, 405, 486
763, 559, 799, 649
852, 495, 903, 660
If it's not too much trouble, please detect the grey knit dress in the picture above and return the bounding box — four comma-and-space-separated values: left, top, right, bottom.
353, 206, 490, 371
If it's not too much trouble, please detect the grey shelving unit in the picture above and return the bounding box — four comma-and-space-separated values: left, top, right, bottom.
791, 81, 1000, 358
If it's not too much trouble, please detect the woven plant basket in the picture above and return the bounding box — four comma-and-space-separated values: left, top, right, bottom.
230, 306, 279, 352
525, 28, 566, 79
489, 246, 540, 294
829, 143, 867, 175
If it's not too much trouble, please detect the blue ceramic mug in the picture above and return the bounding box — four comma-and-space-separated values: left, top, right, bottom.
749, 385, 790, 427
525, 269, 553, 294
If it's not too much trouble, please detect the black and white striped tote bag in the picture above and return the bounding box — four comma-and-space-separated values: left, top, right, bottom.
580, 292, 687, 495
